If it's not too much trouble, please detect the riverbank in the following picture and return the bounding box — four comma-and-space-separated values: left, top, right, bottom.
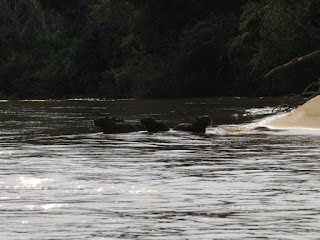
264, 95, 320, 130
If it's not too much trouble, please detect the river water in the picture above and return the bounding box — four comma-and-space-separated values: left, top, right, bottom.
0, 98, 319, 240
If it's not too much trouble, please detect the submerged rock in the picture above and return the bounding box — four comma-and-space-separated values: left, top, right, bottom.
174, 115, 212, 133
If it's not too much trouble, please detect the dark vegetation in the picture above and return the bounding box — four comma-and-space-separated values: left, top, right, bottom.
0, 0, 320, 99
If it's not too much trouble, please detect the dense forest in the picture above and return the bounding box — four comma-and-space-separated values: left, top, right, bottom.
0, 0, 319, 99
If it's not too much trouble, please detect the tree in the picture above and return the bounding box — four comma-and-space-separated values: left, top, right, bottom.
230, 0, 320, 95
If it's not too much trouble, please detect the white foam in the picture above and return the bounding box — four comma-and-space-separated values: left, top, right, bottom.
243, 107, 275, 116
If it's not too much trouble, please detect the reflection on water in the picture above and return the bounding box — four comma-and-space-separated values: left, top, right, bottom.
0, 98, 320, 240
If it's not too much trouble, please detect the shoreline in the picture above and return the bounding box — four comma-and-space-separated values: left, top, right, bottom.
264, 95, 320, 130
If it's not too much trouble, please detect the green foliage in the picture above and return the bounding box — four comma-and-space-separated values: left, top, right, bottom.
177, 14, 238, 96
252, 0, 320, 75
231, 0, 320, 94
0, 0, 319, 99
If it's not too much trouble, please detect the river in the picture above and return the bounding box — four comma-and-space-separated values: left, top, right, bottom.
0, 98, 319, 240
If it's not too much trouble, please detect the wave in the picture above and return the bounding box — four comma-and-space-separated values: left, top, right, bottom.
209, 109, 320, 136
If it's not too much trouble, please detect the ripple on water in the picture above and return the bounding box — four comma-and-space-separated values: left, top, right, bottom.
1, 99, 320, 239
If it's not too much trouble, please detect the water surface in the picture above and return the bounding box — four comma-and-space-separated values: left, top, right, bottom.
0, 98, 319, 240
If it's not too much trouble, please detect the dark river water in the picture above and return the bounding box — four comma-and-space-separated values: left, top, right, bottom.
0, 98, 320, 240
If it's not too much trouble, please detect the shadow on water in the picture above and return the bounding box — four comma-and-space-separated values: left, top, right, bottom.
1, 98, 320, 240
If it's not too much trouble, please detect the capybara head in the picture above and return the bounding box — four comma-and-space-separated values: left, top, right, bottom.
195, 115, 212, 126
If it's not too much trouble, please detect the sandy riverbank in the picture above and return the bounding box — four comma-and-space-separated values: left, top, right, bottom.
264, 95, 320, 129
